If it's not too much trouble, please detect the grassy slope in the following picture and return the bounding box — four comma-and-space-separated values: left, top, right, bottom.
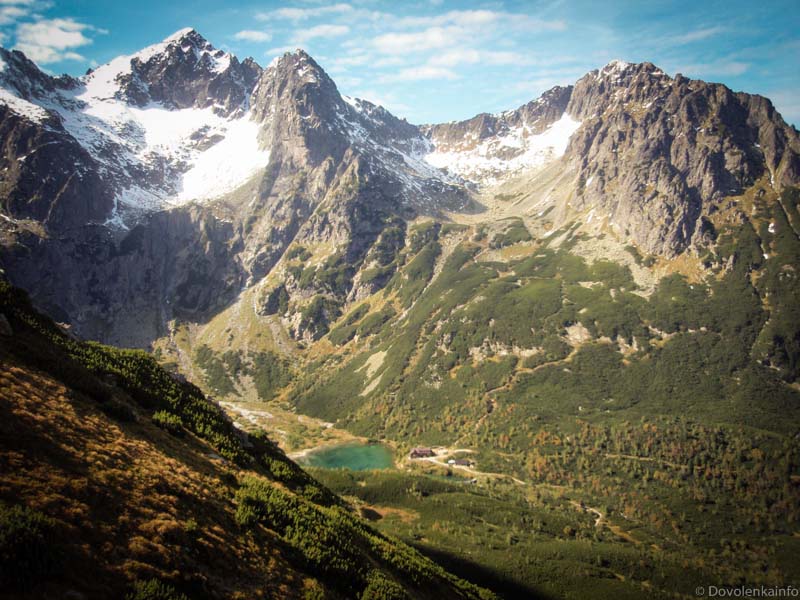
293, 188, 800, 432
275, 187, 800, 597
120, 185, 800, 598
0, 280, 494, 600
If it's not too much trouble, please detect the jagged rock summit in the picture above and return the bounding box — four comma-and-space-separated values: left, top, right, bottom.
0, 30, 472, 345
0, 28, 268, 229
425, 59, 800, 254
98, 27, 261, 113
0, 29, 472, 232
563, 60, 800, 254
0, 30, 798, 346
1, 30, 797, 247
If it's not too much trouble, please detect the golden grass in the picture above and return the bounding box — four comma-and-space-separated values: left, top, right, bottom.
0, 354, 314, 599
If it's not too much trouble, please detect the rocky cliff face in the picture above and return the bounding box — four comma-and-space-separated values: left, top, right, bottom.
0, 32, 798, 347
0, 30, 267, 230
0, 208, 245, 347
561, 60, 800, 254
0, 49, 114, 228
0, 34, 470, 345
423, 85, 573, 152
251, 49, 469, 213
422, 85, 575, 185
241, 50, 470, 341
423, 60, 800, 255
112, 28, 261, 115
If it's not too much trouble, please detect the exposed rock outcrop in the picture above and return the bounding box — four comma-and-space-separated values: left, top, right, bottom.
0, 34, 798, 348
113, 28, 261, 115
0, 40, 467, 345
423, 59, 800, 255
563, 61, 800, 254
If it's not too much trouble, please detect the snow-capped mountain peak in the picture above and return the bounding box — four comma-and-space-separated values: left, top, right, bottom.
81, 27, 247, 112
3, 30, 795, 262
0, 29, 268, 228
163, 26, 198, 43
600, 59, 632, 75
422, 84, 577, 185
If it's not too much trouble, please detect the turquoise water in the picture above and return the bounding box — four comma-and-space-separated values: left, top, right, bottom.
301, 443, 394, 470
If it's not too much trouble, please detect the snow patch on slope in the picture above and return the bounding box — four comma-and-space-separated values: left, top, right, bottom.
425, 112, 581, 186
51, 89, 269, 205
0, 87, 49, 122
164, 27, 196, 43
91, 104, 267, 215
334, 96, 466, 209
0, 29, 267, 226
597, 59, 632, 81
177, 117, 269, 203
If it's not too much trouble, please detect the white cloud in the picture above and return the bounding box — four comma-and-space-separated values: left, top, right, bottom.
373, 56, 406, 68
394, 10, 565, 32
373, 26, 465, 55
335, 74, 363, 88
265, 45, 298, 57
714, 62, 750, 76
0, 5, 26, 24
380, 65, 458, 82
0, 0, 52, 24
511, 67, 589, 95
669, 26, 725, 45
371, 9, 565, 57
327, 52, 370, 72
233, 30, 272, 42
14, 17, 94, 63
293, 24, 349, 43
515, 16, 567, 32
428, 49, 526, 67
350, 89, 412, 116
396, 9, 501, 28
676, 60, 750, 77
768, 90, 800, 126
257, 3, 353, 22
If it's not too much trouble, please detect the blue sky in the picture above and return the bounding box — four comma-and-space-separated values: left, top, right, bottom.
1, 0, 798, 126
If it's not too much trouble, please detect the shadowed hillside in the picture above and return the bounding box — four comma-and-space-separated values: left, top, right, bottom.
0, 278, 495, 600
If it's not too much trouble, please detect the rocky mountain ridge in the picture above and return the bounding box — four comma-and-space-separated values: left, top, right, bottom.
425, 59, 800, 254
0, 29, 798, 347
0, 29, 268, 230
421, 84, 575, 184
0, 30, 471, 345
562, 60, 800, 254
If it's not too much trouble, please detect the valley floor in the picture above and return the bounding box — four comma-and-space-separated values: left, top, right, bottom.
153, 187, 800, 598
217, 394, 800, 599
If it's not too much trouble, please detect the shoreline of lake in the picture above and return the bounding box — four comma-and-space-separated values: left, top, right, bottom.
294, 441, 395, 470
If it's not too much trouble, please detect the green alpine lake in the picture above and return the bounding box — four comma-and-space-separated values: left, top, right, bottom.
299, 443, 394, 470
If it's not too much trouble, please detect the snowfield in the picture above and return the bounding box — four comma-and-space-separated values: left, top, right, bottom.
0, 28, 269, 227
425, 113, 581, 186
176, 116, 269, 203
